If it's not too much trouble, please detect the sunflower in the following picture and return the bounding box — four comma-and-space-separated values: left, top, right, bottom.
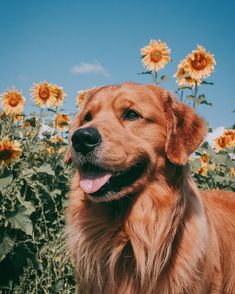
49, 135, 65, 144
0, 138, 21, 165
76, 90, 89, 107
197, 157, 208, 176
21, 121, 31, 128
174, 60, 202, 87
200, 154, 209, 163
1, 88, 25, 115
47, 136, 66, 155
140, 39, 171, 72
31, 81, 56, 107
184, 45, 216, 80
215, 129, 235, 151
51, 84, 67, 107
198, 165, 208, 177
230, 168, 235, 177
55, 114, 70, 130
77, 88, 94, 107
47, 146, 66, 155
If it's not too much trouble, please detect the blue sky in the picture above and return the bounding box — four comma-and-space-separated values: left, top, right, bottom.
0, 0, 234, 128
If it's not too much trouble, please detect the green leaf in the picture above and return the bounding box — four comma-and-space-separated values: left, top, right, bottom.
197, 94, 206, 103
200, 99, 213, 106
178, 86, 192, 90
190, 158, 201, 172
214, 154, 229, 165
21, 168, 36, 177
201, 81, 214, 85
47, 108, 57, 113
214, 175, 227, 183
16, 193, 35, 215
31, 144, 45, 153
34, 164, 55, 176
0, 236, 15, 262
187, 95, 196, 102
8, 206, 33, 236
137, 70, 152, 75
51, 189, 61, 197
0, 175, 13, 191
160, 75, 169, 81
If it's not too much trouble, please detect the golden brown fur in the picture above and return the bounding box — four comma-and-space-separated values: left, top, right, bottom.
66, 82, 235, 294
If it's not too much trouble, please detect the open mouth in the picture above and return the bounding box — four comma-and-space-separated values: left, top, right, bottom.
78, 159, 147, 197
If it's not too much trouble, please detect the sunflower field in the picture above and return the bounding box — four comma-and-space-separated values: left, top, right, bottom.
0, 41, 234, 293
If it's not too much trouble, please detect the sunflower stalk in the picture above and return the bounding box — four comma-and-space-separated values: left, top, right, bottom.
193, 82, 199, 108
153, 71, 159, 85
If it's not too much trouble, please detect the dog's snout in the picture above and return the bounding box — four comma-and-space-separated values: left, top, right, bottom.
72, 127, 101, 155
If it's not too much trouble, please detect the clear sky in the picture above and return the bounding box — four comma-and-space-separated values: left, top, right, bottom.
0, 0, 234, 128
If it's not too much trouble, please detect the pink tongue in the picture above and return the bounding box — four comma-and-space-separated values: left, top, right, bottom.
80, 171, 112, 194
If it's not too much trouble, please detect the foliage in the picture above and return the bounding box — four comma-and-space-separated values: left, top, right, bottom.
0, 113, 75, 293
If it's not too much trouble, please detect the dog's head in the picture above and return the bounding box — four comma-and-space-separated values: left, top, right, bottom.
66, 82, 207, 202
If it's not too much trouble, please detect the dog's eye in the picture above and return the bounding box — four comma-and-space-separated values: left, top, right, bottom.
123, 109, 141, 121
83, 112, 92, 122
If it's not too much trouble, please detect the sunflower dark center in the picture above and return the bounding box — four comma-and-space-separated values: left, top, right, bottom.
9, 95, 20, 107
0, 149, 12, 160
39, 87, 50, 100
191, 53, 207, 70
150, 50, 162, 63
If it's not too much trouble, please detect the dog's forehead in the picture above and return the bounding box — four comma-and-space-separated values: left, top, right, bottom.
86, 83, 164, 110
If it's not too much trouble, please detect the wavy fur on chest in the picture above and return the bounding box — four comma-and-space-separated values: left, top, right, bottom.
66, 169, 218, 294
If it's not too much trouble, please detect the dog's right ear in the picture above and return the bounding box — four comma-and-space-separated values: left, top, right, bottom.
64, 146, 72, 164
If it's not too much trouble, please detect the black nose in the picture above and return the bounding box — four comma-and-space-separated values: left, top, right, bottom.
71, 127, 101, 155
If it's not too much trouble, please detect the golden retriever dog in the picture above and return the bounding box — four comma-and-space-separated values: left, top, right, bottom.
65, 82, 235, 294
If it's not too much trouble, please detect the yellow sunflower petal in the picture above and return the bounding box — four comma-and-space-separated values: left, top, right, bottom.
1, 88, 25, 115
0, 138, 21, 165
140, 39, 171, 72
51, 84, 67, 107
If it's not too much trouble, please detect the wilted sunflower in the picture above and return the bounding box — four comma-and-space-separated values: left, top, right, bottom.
140, 39, 171, 72
215, 129, 235, 151
31, 81, 56, 107
174, 60, 202, 87
1, 88, 25, 115
55, 114, 71, 130
52, 84, 67, 107
198, 165, 208, 177
0, 138, 21, 165
184, 45, 216, 80
76, 89, 90, 107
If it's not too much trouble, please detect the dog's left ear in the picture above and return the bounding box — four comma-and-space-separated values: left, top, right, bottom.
164, 92, 207, 165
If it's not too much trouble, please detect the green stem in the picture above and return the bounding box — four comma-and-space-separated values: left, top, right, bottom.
153, 71, 159, 85
180, 89, 184, 102
193, 82, 199, 108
